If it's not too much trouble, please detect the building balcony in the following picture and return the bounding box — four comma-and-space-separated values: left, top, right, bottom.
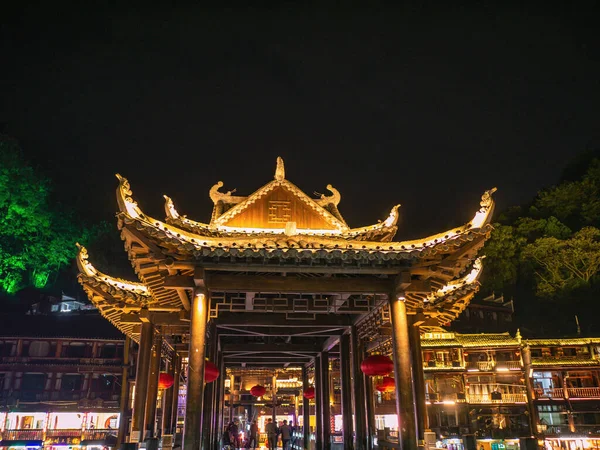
0, 356, 122, 366
540, 424, 600, 436
535, 386, 600, 399
466, 392, 528, 404
82, 429, 116, 441
567, 387, 600, 399
46, 429, 83, 438
424, 360, 464, 369
1, 429, 44, 441
466, 361, 496, 371
465, 360, 521, 372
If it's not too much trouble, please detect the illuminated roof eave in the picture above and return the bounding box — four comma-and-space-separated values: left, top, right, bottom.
116, 174, 496, 255
76, 244, 151, 297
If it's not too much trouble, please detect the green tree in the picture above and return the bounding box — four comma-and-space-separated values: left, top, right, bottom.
0, 135, 96, 294
522, 227, 600, 297
479, 153, 600, 333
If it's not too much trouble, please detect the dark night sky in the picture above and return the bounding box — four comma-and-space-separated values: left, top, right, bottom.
2, 3, 599, 239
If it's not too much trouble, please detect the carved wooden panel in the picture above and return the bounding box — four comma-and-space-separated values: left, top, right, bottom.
224, 185, 337, 230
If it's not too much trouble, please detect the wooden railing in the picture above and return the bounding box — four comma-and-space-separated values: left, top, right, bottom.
567, 387, 600, 398
535, 387, 565, 399
467, 393, 527, 404
466, 361, 496, 371
82, 429, 116, 440
1, 429, 44, 440
46, 429, 83, 437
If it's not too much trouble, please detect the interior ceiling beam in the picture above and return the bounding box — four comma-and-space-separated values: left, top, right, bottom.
120, 311, 187, 325
321, 334, 341, 352
219, 327, 343, 338
202, 264, 403, 275
215, 312, 353, 327
221, 343, 321, 353
207, 274, 392, 294
224, 356, 311, 362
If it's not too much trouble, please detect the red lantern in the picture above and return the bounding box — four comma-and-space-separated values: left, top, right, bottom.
205, 361, 219, 383
250, 385, 267, 397
158, 372, 174, 389
376, 377, 395, 393
360, 354, 394, 377
303, 386, 315, 399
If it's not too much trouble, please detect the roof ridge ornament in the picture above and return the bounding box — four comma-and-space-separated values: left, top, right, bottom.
209, 181, 238, 204
275, 156, 285, 181
115, 174, 142, 218
164, 195, 180, 220
315, 184, 341, 207
469, 187, 497, 229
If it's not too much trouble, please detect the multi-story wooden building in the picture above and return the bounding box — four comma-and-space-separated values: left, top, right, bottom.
367, 331, 600, 450
0, 306, 129, 450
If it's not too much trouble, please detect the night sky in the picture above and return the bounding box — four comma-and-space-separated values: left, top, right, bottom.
2, 3, 599, 239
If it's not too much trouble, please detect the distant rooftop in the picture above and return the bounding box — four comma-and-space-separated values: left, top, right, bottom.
0, 311, 125, 340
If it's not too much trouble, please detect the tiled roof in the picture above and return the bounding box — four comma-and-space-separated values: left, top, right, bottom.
525, 338, 594, 346
421, 332, 519, 348
531, 358, 600, 367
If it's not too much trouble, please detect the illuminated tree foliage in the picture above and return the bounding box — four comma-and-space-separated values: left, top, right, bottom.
481, 153, 600, 301
0, 135, 95, 294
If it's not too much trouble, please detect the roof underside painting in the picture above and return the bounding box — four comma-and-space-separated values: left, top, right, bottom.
77, 157, 496, 361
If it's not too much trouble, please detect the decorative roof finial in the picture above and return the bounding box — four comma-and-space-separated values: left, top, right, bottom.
275, 156, 285, 181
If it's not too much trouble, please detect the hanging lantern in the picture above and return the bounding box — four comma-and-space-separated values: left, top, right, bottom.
250, 385, 267, 397
205, 361, 220, 383
375, 377, 395, 393
303, 386, 315, 399
360, 354, 394, 377
158, 372, 174, 389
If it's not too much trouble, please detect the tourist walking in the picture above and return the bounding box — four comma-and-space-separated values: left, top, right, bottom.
245, 420, 258, 449
279, 420, 291, 450
265, 418, 277, 449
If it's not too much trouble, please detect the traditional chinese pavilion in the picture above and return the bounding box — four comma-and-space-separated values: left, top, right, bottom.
77, 158, 495, 450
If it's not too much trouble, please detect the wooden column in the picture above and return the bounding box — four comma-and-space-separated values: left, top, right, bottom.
211, 350, 223, 449
320, 351, 331, 450
340, 333, 354, 450
161, 354, 176, 437
315, 355, 323, 450
145, 332, 162, 439
389, 293, 417, 450
363, 348, 376, 450
216, 356, 226, 444
183, 288, 209, 450
169, 354, 181, 435
351, 326, 367, 450
272, 373, 278, 424
409, 317, 427, 445
522, 345, 539, 436
132, 321, 154, 442
302, 365, 310, 449
117, 336, 131, 447
202, 322, 216, 449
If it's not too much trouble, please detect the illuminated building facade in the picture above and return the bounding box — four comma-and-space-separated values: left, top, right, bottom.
0, 311, 128, 450
76, 157, 496, 450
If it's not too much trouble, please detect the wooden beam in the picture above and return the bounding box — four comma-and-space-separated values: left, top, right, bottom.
121, 312, 187, 325
221, 343, 321, 353
207, 274, 392, 294
406, 280, 432, 293
321, 334, 341, 352
215, 312, 353, 327
163, 275, 195, 290
203, 264, 402, 275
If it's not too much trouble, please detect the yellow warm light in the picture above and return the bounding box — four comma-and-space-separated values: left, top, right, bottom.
216, 225, 342, 235
426, 257, 483, 302
76, 244, 149, 295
